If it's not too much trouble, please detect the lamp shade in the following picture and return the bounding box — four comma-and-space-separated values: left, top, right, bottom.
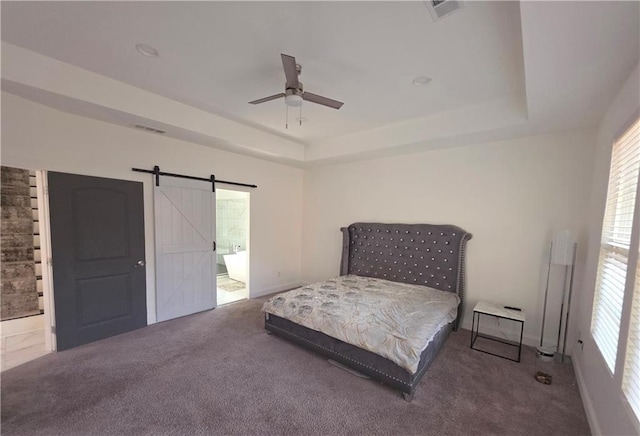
551, 230, 574, 265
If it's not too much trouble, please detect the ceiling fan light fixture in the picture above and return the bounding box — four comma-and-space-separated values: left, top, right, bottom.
249, 54, 343, 116
285, 93, 303, 107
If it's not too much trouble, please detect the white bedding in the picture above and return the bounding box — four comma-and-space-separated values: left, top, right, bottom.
262, 275, 459, 374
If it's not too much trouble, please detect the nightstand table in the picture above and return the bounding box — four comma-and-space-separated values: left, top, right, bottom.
470, 300, 525, 363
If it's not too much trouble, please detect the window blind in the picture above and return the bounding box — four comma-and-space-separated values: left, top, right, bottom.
591, 118, 640, 373
623, 257, 640, 419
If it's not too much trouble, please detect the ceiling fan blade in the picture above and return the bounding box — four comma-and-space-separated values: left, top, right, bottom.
249, 93, 285, 105
302, 92, 344, 110
281, 54, 300, 89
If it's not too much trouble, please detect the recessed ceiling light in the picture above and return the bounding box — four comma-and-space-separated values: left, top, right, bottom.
412, 76, 432, 86
135, 43, 159, 57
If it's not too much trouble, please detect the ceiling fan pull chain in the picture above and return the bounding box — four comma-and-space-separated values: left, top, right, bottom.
299, 102, 303, 126
285, 102, 289, 130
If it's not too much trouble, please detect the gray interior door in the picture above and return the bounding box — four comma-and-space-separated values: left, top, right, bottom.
48, 172, 147, 351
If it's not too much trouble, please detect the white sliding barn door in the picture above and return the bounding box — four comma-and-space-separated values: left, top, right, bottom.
154, 176, 216, 322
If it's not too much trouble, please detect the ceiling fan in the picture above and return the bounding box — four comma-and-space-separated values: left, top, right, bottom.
249, 54, 344, 112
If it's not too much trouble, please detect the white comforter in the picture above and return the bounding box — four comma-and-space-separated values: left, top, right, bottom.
262, 275, 459, 374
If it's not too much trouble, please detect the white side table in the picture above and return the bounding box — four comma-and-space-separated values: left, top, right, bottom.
470, 301, 525, 362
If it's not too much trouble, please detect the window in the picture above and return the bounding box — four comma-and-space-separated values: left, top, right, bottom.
623, 255, 640, 419
591, 117, 640, 373
591, 116, 640, 422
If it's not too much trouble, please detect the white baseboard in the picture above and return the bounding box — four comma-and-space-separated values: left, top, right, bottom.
0, 315, 45, 338
573, 355, 600, 436
250, 282, 303, 298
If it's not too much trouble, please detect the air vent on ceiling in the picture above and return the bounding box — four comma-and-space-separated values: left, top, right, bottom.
132, 124, 166, 135
425, 0, 464, 22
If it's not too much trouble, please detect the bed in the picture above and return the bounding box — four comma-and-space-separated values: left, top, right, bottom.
262, 222, 472, 400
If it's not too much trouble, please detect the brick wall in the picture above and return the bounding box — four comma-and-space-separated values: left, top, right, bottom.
1, 166, 39, 320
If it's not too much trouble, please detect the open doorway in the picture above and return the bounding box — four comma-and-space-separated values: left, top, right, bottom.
216, 189, 250, 305
1, 166, 53, 370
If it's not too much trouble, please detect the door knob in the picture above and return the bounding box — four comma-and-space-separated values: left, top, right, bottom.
134, 260, 145, 268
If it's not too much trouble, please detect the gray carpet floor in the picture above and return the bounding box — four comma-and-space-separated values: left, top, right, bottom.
1, 297, 590, 435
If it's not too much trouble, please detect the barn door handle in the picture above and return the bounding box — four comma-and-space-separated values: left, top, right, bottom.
134, 260, 145, 268
213, 241, 217, 252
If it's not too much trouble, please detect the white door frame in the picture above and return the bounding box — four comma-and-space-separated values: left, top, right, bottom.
36, 170, 56, 352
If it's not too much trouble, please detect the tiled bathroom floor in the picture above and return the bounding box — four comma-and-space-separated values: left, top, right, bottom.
217, 275, 247, 305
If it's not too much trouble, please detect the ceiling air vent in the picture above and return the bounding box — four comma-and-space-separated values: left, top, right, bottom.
132, 124, 166, 135
425, 0, 464, 22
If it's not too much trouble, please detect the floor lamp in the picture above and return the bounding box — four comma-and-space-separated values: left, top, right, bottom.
538, 230, 577, 363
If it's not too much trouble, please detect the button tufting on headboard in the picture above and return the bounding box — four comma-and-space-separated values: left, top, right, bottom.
340, 222, 472, 331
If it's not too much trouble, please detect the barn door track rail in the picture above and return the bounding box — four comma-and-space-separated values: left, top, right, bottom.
132, 166, 257, 191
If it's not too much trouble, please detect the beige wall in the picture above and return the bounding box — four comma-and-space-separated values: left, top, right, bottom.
573, 62, 640, 435
302, 129, 597, 346
0, 92, 304, 323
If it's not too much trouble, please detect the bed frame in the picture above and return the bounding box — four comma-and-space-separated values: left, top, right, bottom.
265, 222, 472, 400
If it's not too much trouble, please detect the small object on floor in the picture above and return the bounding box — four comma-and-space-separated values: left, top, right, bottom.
535, 371, 552, 385
536, 346, 555, 362
218, 280, 246, 292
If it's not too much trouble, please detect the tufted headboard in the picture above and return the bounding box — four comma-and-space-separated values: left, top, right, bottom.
340, 222, 472, 330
